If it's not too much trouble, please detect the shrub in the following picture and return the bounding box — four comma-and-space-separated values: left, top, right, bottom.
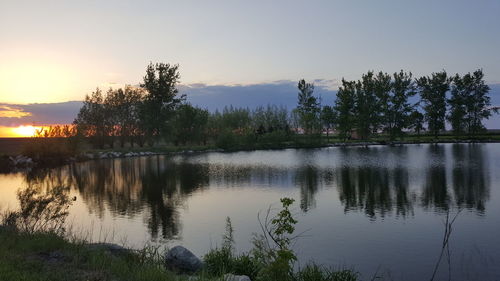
204, 217, 260, 280
2, 185, 74, 235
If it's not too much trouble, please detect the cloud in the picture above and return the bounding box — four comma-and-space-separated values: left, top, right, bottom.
0, 105, 32, 118
0, 101, 82, 127
182, 79, 338, 111
0, 82, 499, 129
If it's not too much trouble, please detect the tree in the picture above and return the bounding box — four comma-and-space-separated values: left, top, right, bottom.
296, 79, 320, 135
173, 103, 209, 145
416, 71, 450, 138
334, 79, 356, 141
354, 71, 379, 140
373, 71, 393, 135
448, 70, 493, 135
74, 88, 109, 148
409, 110, 425, 136
386, 71, 417, 140
104, 86, 145, 147
464, 70, 493, 135
140, 62, 184, 143
321, 105, 336, 141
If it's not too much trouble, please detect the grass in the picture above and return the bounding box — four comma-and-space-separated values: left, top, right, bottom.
0, 227, 223, 281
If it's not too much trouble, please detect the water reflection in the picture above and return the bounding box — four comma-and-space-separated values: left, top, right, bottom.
21, 144, 492, 239
452, 144, 489, 213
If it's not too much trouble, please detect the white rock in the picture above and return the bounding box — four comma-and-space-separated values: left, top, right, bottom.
224, 274, 251, 281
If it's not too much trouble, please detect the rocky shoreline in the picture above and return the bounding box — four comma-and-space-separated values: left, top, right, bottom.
2, 139, 499, 173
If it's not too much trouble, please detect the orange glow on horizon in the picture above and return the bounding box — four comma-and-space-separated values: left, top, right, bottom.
0, 125, 51, 138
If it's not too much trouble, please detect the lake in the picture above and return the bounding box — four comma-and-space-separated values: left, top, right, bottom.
1, 143, 499, 280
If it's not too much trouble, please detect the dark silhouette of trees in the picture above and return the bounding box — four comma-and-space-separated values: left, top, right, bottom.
140, 62, 184, 143
173, 103, 209, 145
296, 79, 320, 135
74, 88, 108, 148
448, 69, 494, 135
385, 71, 417, 140
354, 72, 379, 140
334, 79, 356, 141
416, 71, 450, 138
73, 64, 497, 149
320, 105, 336, 141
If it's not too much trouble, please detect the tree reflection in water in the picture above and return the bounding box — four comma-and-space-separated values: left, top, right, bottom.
22, 144, 491, 240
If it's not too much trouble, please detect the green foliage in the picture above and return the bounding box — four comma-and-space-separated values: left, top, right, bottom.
297, 264, 358, 281
416, 71, 450, 137
140, 62, 184, 141
386, 70, 417, 140
297, 79, 321, 135
204, 217, 260, 280
252, 197, 298, 281
173, 103, 209, 145
408, 110, 425, 135
448, 69, 493, 135
321, 105, 336, 139
2, 185, 73, 235
334, 79, 356, 141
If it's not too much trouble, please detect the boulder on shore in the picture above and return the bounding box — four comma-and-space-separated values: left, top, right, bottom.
164, 245, 203, 274
86, 243, 129, 256
224, 274, 252, 281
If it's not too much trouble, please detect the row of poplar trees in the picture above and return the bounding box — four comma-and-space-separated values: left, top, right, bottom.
296, 69, 496, 141
74, 63, 496, 148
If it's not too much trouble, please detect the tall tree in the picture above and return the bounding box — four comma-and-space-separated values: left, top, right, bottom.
386, 71, 417, 140
334, 79, 356, 141
464, 70, 493, 134
173, 103, 209, 145
354, 71, 378, 140
373, 71, 393, 134
321, 105, 336, 141
74, 88, 108, 148
408, 110, 425, 136
416, 71, 450, 138
140, 62, 184, 143
448, 70, 495, 135
297, 79, 320, 135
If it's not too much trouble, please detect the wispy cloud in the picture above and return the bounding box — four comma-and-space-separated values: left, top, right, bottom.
0, 105, 32, 118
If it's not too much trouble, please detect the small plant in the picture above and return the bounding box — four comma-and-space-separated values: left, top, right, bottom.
204, 217, 260, 279
2, 185, 74, 235
252, 197, 298, 281
204, 199, 358, 281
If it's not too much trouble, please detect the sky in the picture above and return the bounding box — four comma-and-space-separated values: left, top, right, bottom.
1, 0, 500, 135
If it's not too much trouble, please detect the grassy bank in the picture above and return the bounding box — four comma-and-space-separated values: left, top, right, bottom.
0, 227, 192, 281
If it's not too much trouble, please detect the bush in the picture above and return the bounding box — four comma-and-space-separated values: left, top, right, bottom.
204, 217, 260, 280
2, 185, 74, 235
205, 199, 359, 281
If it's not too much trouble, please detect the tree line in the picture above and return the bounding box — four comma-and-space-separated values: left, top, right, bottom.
71, 63, 497, 149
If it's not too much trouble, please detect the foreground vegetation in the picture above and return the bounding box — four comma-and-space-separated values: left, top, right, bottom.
0, 184, 357, 281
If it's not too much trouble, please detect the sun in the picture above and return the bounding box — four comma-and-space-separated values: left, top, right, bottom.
11, 125, 42, 138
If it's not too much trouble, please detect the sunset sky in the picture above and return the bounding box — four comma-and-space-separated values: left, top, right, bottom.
1, 0, 500, 136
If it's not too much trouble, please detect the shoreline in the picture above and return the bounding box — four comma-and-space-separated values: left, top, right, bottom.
2, 138, 500, 173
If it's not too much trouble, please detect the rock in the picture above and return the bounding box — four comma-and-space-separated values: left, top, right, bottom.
164, 245, 203, 274
9, 155, 34, 167
87, 243, 129, 256
224, 274, 252, 281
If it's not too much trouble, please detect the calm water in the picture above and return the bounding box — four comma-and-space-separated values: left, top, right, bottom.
1, 144, 500, 281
